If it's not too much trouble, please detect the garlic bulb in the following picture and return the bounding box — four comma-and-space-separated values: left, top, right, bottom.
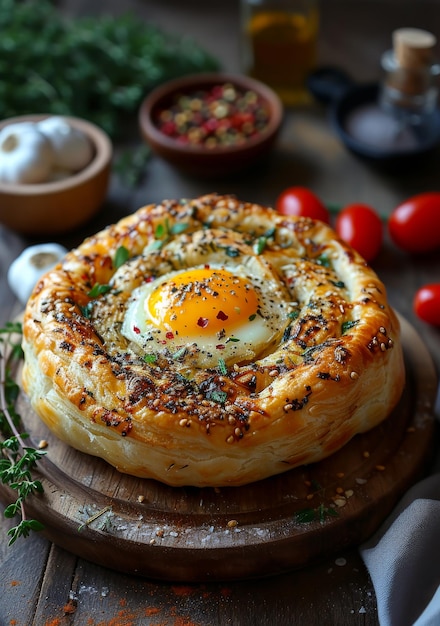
0, 124, 54, 184
37, 116, 94, 171
7, 243, 68, 305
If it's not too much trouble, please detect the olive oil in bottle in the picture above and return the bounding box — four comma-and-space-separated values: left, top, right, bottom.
241, 0, 319, 105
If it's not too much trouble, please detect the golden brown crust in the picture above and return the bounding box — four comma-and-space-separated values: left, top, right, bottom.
22, 193, 405, 486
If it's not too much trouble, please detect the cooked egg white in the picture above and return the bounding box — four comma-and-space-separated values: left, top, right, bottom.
121, 261, 288, 368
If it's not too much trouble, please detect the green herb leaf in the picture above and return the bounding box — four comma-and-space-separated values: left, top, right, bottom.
341, 320, 359, 334
218, 358, 228, 375
88, 283, 112, 298
0, 322, 46, 545
144, 353, 157, 364
254, 236, 267, 255
207, 390, 228, 404
0, 1, 220, 138
114, 246, 129, 269
295, 508, 316, 524
170, 222, 189, 235
317, 254, 331, 268
172, 347, 187, 360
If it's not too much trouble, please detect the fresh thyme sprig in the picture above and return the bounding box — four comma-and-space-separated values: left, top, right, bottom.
0, 322, 46, 545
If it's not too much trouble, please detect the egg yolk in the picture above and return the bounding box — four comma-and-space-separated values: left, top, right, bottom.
145, 267, 259, 336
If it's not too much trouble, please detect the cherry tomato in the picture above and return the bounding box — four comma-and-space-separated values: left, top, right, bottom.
414, 284, 440, 326
335, 203, 383, 262
388, 192, 440, 253
276, 186, 330, 223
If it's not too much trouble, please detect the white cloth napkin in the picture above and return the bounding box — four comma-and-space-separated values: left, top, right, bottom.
360, 386, 440, 626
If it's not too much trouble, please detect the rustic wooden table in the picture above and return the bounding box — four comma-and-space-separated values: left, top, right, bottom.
1, 1, 439, 624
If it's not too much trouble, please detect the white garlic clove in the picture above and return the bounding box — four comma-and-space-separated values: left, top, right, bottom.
7, 243, 68, 305
0, 123, 54, 184
37, 116, 94, 171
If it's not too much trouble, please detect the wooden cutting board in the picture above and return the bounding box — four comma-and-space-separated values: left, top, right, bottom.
0, 314, 437, 582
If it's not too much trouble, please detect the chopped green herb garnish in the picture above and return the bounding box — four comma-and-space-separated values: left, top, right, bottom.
155, 223, 166, 239
170, 222, 189, 235
146, 239, 164, 252
207, 390, 228, 404
295, 505, 339, 524
288, 310, 299, 320
218, 358, 228, 376
226, 336, 240, 343
331, 280, 345, 289
114, 246, 129, 269
172, 347, 187, 360
341, 320, 359, 334
317, 254, 331, 268
79, 302, 94, 319
144, 353, 157, 364
88, 283, 112, 298
225, 246, 240, 258
255, 236, 267, 255
249, 313, 257, 321
295, 508, 316, 524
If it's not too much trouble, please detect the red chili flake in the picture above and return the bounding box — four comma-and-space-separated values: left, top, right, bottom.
166, 331, 174, 339
133, 326, 141, 334
145, 276, 155, 283
204, 264, 210, 269
217, 311, 228, 321
216, 344, 225, 350
198, 317, 209, 328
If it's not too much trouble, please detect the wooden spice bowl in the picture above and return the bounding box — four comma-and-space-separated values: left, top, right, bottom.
0, 114, 112, 236
139, 73, 283, 178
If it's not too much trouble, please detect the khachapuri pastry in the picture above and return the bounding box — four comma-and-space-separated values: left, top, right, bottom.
22, 194, 405, 487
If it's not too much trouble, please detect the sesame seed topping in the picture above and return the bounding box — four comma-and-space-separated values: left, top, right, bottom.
226, 435, 235, 444
350, 371, 359, 380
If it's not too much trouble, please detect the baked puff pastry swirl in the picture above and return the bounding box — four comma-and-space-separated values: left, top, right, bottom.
22, 194, 405, 487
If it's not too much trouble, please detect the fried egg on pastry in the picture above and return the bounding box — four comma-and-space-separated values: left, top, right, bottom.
122, 261, 289, 368
21, 193, 405, 487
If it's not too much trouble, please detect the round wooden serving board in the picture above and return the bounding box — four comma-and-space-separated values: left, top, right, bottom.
1, 314, 438, 582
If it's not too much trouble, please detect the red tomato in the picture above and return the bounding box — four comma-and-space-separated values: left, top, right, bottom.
276, 187, 330, 223
335, 203, 383, 262
388, 192, 440, 253
414, 284, 440, 326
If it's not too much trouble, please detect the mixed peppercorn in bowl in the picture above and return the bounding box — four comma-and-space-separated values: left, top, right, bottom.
139, 73, 283, 177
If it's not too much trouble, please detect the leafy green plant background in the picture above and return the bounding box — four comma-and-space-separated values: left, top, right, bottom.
0, 0, 220, 138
